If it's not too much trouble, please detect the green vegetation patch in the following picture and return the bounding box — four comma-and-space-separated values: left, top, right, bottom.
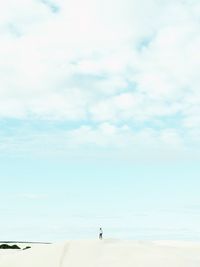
0, 244, 21, 249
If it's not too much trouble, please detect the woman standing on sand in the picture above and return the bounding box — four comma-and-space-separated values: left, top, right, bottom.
99, 228, 103, 240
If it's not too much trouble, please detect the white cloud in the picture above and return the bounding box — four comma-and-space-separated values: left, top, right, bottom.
67, 123, 184, 154
90, 92, 181, 122
0, 0, 200, 157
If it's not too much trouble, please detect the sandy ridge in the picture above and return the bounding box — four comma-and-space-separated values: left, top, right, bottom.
1, 240, 200, 267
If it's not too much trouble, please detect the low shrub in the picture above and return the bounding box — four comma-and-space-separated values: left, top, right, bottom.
0, 244, 21, 249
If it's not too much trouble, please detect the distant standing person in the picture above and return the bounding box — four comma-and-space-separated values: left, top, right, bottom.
99, 228, 103, 240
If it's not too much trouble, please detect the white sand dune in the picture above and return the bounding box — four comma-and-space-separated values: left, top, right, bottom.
1, 239, 200, 267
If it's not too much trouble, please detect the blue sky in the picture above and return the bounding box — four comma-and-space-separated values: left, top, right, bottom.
0, 0, 200, 241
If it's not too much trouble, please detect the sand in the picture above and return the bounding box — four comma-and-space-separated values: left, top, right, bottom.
0, 239, 200, 267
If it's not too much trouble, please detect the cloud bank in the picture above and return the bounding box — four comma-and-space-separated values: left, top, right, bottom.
0, 0, 200, 158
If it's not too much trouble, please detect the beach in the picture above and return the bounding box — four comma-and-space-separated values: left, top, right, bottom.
0, 239, 200, 267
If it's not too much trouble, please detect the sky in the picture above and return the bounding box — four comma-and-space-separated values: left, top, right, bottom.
0, 0, 200, 242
